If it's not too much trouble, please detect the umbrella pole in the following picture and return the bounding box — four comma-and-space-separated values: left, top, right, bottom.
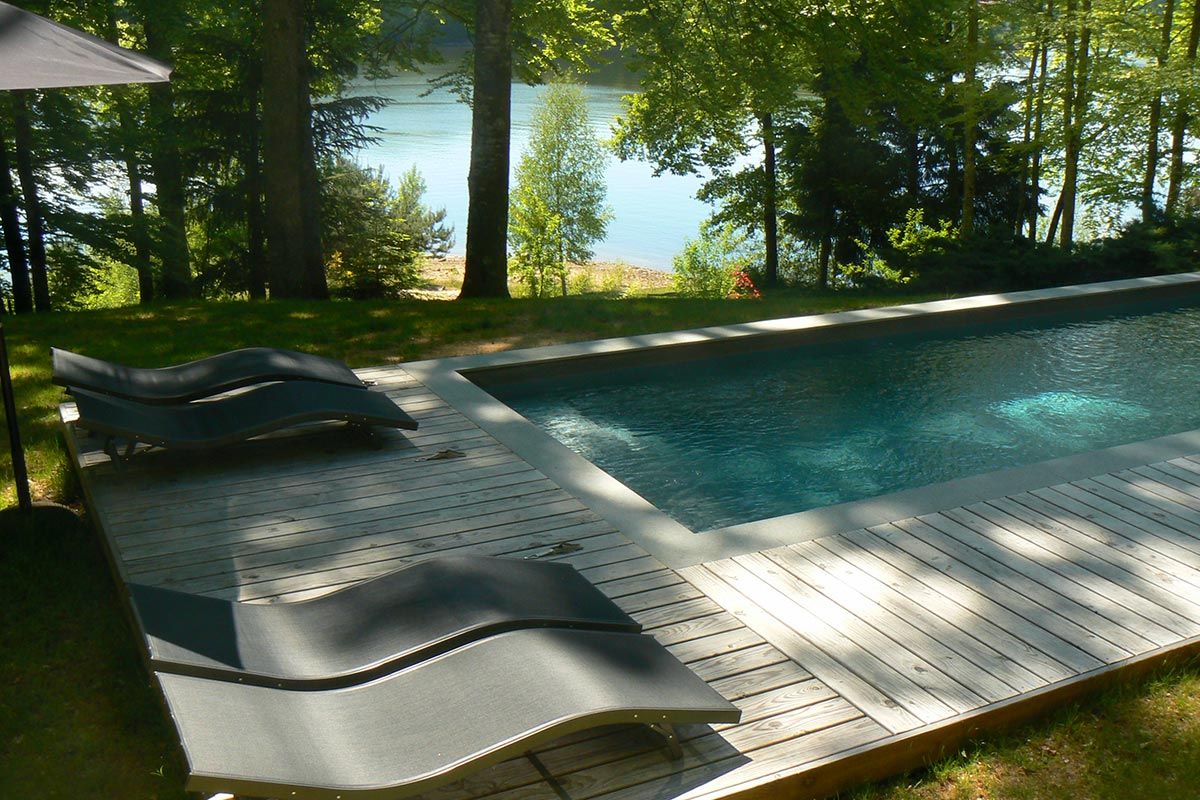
0, 321, 32, 512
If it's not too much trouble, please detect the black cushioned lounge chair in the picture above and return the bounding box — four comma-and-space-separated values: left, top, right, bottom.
52, 346, 365, 404
71, 380, 416, 464
158, 627, 741, 799
130, 556, 641, 690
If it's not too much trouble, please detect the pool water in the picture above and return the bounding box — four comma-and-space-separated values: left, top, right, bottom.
492, 300, 1200, 532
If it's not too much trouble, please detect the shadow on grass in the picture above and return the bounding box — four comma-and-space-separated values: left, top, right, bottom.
0, 505, 188, 799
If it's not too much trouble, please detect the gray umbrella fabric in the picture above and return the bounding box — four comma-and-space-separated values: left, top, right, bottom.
0, 1, 171, 90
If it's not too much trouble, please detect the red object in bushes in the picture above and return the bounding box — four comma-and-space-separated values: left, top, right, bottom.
730, 270, 762, 299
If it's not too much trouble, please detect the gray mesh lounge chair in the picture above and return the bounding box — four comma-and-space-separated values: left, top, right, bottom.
130, 556, 641, 690
71, 380, 416, 464
52, 346, 365, 404
158, 627, 741, 799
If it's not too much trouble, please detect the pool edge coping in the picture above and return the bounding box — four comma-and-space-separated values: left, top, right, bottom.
404, 271, 1200, 568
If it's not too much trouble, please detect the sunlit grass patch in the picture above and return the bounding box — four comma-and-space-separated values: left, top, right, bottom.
849, 666, 1200, 800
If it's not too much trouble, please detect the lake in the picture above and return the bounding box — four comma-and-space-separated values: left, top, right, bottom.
349, 73, 712, 269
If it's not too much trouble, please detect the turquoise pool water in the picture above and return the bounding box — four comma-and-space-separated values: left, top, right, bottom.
492, 300, 1200, 531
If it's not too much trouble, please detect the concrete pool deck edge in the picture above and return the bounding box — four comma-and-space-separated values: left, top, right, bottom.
404, 271, 1200, 569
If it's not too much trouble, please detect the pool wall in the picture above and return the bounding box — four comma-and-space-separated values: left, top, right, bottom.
405, 272, 1200, 568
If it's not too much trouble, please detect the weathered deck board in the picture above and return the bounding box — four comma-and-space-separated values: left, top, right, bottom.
62, 361, 1200, 800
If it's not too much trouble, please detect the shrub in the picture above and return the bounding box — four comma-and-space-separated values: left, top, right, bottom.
321, 159, 451, 299
672, 224, 752, 299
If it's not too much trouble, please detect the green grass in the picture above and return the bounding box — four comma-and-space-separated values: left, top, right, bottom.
3, 290, 1199, 797
0, 289, 946, 507
0, 506, 188, 799
849, 666, 1200, 800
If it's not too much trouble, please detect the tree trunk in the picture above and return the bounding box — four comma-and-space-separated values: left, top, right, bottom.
105, 10, 153, 303
461, 0, 513, 299
961, 0, 980, 238
1166, 0, 1200, 214
262, 0, 327, 299
116, 95, 154, 304
817, 221, 833, 291
10, 92, 49, 312
1045, 190, 1064, 244
759, 112, 779, 286
1029, 35, 1050, 239
1142, 0, 1176, 221
1059, 0, 1091, 249
0, 123, 31, 314
245, 59, 267, 300
1016, 26, 1039, 236
905, 129, 921, 201
1017, 2, 1048, 237
142, 17, 192, 298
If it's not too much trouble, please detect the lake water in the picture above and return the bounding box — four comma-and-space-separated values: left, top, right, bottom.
348, 73, 712, 269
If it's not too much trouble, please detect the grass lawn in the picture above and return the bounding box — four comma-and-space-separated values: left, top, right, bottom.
1, 288, 1198, 798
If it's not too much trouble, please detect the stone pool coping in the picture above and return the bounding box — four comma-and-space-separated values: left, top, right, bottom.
404, 271, 1200, 568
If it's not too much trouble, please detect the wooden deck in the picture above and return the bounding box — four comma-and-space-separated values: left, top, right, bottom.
65, 364, 1200, 800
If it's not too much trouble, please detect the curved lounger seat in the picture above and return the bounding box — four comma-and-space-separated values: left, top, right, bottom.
52, 346, 365, 404
71, 380, 416, 463
159, 627, 741, 800
130, 556, 641, 690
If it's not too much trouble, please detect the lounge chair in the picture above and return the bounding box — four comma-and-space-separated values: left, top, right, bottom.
158, 627, 741, 799
71, 380, 416, 465
52, 346, 365, 404
130, 556, 641, 690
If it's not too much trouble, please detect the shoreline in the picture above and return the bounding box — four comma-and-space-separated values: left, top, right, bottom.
417, 255, 673, 298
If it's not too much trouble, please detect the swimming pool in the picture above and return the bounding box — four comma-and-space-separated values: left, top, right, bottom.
490, 296, 1200, 532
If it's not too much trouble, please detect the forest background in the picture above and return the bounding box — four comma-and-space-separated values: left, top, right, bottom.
0, 0, 1198, 313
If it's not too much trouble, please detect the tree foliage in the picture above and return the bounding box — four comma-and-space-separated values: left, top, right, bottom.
509, 82, 611, 297
322, 159, 450, 299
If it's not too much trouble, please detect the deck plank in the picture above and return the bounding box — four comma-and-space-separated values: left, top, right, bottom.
780, 542, 1038, 698
684, 561, 928, 733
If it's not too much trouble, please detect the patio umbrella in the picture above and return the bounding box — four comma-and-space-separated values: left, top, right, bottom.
0, 1, 172, 511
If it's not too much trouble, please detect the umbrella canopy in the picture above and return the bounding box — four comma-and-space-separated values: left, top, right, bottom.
0, 1, 172, 90
1, 1, 172, 511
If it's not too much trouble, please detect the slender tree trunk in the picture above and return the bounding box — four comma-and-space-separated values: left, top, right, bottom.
1016, 25, 1040, 236
1167, 0, 1200, 214
1029, 34, 1050, 239
116, 96, 154, 304
961, 0, 980, 238
1018, 2, 1049, 237
1059, 0, 1091, 249
245, 59, 267, 300
817, 221, 833, 290
142, 17, 192, 298
262, 0, 327, 299
1142, 0, 1176, 221
10, 92, 49, 312
905, 129, 921, 200
1045, 190, 1064, 244
0, 124, 31, 314
104, 11, 154, 303
759, 112, 779, 286
461, 0, 513, 299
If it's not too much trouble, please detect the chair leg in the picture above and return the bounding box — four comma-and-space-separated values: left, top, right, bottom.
647, 721, 684, 760
103, 437, 125, 471
349, 422, 383, 450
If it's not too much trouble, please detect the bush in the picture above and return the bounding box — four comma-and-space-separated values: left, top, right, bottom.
672, 224, 754, 299
882, 214, 1200, 295
321, 159, 452, 299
